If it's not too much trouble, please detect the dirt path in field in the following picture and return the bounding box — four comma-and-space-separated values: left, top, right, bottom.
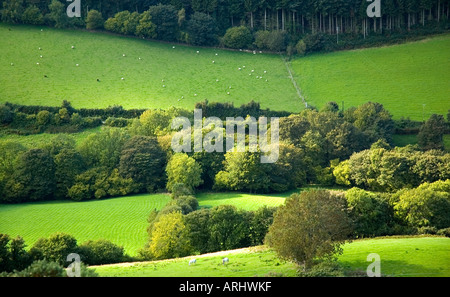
281, 55, 308, 108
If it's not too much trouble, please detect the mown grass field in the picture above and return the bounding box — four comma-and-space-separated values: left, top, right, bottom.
92, 236, 450, 277
338, 236, 450, 277
0, 24, 301, 112
291, 34, 450, 120
0, 193, 171, 256
0, 191, 290, 256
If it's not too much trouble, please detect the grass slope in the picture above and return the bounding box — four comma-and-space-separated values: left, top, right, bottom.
0, 191, 290, 256
0, 24, 301, 112
291, 34, 450, 120
0, 193, 171, 256
338, 236, 450, 277
93, 236, 450, 277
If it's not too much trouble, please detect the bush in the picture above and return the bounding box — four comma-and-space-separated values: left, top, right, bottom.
22, 5, 44, 25
296, 40, 306, 56
222, 26, 253, 49
86, 9, 104, 30
0, 104, 14, 124
29, 232, 78, 266
254, 30, 287, 52
78, 239, 124, 265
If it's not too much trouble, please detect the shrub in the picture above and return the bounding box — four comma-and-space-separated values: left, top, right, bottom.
254, 30, 287, 52
78, 239, 124, 265
296, 40, 306, 56
29, 233, 78, 266
22, 5, 44, 25
222, 26, 253, 49
0, 104, 14, 124
86, 9, 104, 30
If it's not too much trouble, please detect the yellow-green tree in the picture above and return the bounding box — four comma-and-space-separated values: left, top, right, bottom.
149, 212, 193, 259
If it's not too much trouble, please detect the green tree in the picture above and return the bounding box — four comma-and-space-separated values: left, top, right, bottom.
214, 151, 271, 193
86, 9, 104, 30
78, 239, 124, 265
222, 25, 253, 49
184, 208, 211, 254
265, 190, 352, 269
29, 232, 78, 266
22, 5, 44, 25
47, 0, 69, 28
394, 180, 450, 229
54, 148, 85, 199
148, 212, 193, 259
208, 205, 250, 251
11, 148, 56, 201
166, 153, 203, 193
418, 114, 446, 151
119, 135, 167, 192
135, 10, 157, 38
187, 12, 218, 46
0, 0, 24, 23
345, 187, 394, 237
148, 4, 179, 42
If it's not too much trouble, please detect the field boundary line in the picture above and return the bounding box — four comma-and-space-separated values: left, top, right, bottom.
281, 55, 308, 108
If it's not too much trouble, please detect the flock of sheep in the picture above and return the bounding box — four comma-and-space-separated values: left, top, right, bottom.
189, 257, 229, 266
11, 35, 269, 101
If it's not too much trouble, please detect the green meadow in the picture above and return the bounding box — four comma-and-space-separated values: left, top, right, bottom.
0, 24, 301, 112
92, 236, 450, 277
291, 34, 450, 120
0, 193, 171, 256
0, 191, 290, 256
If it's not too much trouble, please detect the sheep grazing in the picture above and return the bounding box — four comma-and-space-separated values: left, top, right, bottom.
10, 63, 14, 66
139, 57, 142, 60
36, 62, 40, 65
121, 77, 125, 80
194, 94, 197, 97
238, 68, 241, 71
76, 64, 79, 67
212, 61, 215, 64
123, 54, 126, 57
163, 85, 166, 88
173, 46, 176, 49
227, 92, 230, 95
40, 55, 43, 58
264, 70, 267, 74
71, 46, 75, 49
196, 51, 199, 54
189, 259, 196, 266
215, 53, 218, 56
222, 257, 229, 265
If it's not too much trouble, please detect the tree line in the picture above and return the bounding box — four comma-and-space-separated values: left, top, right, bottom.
1, 0, 449, 53
0, 100, 448, 203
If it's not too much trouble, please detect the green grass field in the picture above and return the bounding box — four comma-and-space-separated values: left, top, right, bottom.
338, 236, 450, 277
0, 193, 171, 256
0, 191, 290, 256
0, 24, 301, 112
92, 236, 450, 277
291, 34, 450, 120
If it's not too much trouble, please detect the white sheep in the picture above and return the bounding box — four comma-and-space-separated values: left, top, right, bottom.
222, 257, 229, 265
72, 46, 75, 49
123, 54, 126, 57
189, 259, 196, 266
121, 77, 125, 80
36, 62, 40, 65
76, 64, 79, 67
196, 51, 199, 54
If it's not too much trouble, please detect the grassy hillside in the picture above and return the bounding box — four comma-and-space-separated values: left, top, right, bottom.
92, 236, 450, 277
338, 236, 450, 277
291, 34, 450, 121
0, 191, 290, 256
0, 24, 301, 112
0, 193, 171, 256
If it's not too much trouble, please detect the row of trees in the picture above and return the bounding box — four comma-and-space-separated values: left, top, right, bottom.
3, 0, 449, 34
1, 101, 448, 202
2, 1, 448, 51
0, 232, 126, 275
